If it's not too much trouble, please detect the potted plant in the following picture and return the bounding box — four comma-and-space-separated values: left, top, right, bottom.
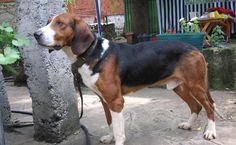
157, 18, 205, 50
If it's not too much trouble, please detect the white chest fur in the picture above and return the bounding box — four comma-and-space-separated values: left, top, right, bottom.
78, 64, 101, 96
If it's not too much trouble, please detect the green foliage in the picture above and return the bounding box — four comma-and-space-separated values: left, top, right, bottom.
0, 22, 29, 65
210, 25, 225, 47
192, 20, 200, 32
65, 0, 76, 12
65, 0, 75, 5
0, 2, 15, 8
179, 18, 200, 33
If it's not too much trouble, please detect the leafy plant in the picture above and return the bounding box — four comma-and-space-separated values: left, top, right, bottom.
0, 2, 15, 8
179, 18, 200, 33
0, 22, 29, 65
210, 25, 225, 47
192, 20, 200, 32
65, 0, 76, 12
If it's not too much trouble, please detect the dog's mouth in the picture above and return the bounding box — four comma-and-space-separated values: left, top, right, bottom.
48, 45, 62, 53
53, 45, 62, 50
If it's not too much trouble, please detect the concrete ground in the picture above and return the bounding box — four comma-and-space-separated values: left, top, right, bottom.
4, 82, 236, 145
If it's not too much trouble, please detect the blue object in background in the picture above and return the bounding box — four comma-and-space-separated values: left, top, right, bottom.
95, 0, 102, 36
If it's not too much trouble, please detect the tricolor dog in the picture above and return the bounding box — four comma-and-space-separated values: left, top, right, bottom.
34, 13, 216, 145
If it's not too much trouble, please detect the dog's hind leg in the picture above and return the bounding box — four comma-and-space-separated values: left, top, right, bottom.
173, 83, 202, 130
188, 84, 216, 140
175, 50, 216, 140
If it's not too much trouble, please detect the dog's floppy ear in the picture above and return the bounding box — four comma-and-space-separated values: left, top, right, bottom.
71, 16, 94, 56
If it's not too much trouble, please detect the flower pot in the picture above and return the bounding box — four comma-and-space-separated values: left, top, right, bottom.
125, 32, 134, 44
157, 32, 205, 50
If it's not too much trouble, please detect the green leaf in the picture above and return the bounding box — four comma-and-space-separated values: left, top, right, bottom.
0, 47, 20, 65
4, 27, 13, 33
0, 25, 4, 30
2, 22, 9, 27
14, 34, 30, 46
12, 40, 22, 47
4, 47, 20, 56
0, 54, 7, 65
5, 54, 20, 64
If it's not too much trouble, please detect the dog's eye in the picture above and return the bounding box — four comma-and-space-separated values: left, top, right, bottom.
56, 21, 64, 27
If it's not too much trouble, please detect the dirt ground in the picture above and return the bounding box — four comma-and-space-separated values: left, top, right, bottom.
4, 83, 236, 145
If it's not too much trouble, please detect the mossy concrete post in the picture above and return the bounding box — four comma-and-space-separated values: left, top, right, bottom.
203, 48, 236, 90
0, 66, 11, 127
16, 0, 80, 143
0, 109, 5, 145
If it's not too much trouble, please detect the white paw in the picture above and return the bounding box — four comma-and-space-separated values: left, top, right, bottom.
115, 142, 124, 145
204, 127, 216, 140
204, 129, 216, 140
100, 135, 114, 144
178, 122, 192, 130
204, 119, 216, 140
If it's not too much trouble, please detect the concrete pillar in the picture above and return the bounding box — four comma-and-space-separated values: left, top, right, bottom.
16, 0, 80, 143
0, 110, 5, 145
0, 66, 11, 127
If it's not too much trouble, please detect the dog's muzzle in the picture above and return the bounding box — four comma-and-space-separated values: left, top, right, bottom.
34, 31, 43, 43
34, 31, 43, 42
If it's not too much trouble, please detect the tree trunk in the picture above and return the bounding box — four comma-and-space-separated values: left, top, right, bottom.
15, 0, 80, 143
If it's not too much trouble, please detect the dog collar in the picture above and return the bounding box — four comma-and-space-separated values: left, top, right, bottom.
76, 33, 98, 67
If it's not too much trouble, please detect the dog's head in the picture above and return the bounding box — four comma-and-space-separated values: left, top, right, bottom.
34, 13, 94, 55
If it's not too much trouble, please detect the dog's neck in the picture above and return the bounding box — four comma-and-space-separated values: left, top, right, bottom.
62, 46, 77, 64
62, 33, 99, 66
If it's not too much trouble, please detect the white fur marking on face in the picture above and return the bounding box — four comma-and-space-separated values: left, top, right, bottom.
100, 125, 114, 144
38, 17, 57, 46
204, 119, 216, 140
101, 39, 109, 57
111, 110, 125, 145
178, 113, 198, 130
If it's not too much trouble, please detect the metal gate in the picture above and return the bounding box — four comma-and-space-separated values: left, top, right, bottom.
156, 0, 236, 34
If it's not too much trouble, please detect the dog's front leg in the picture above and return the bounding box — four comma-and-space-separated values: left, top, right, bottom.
100, 99, 114, 144
111, 110, 125, 145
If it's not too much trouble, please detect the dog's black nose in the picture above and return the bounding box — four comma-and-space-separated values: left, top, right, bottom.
34, 31, 42, 41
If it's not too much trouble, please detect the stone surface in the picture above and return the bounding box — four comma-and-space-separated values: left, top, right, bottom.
15, 0, 80, 143
0, 110, 5, 145
4, 86, 236, 145
203, 48, 236, 90
0, 66, 11, 126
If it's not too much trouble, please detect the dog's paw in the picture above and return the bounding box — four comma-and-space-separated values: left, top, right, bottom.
204, 129, 216, 140
204, 120, 216, 140
178, 122, 192, 130
204, 127, 216, 140
100, 134, 114, 144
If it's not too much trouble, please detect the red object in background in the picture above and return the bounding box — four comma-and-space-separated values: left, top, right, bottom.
150, 35, 157, 41
208, 7, 236, 18
68, 0, 124, 19
0, 0, 15, 3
